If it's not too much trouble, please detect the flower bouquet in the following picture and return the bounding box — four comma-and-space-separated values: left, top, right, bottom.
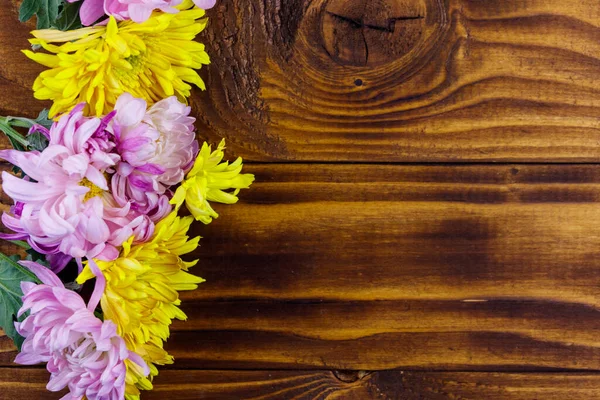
0, 0, 254, 398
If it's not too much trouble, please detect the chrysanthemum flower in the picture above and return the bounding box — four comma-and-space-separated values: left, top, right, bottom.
15, 260, 149, 400
170, 139, 255, 224
0, 104, 152, 261
110, 93, 198, 221
23, 3, 210, 118
77, 211, 204, 399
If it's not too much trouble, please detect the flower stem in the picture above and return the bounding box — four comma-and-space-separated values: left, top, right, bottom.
0, 117, 29, 148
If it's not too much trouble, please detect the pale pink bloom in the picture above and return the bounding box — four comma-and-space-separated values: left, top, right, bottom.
138, 95, 198, 186
69, 0, 215, 25
14, 261, 148, 400
0, 105, 151, 261
110, 93, 198, 221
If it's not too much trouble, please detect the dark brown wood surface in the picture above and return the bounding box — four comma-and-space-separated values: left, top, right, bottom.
2, 165, 600, 397
4, 369, 600, 400
2, 0, 600, 398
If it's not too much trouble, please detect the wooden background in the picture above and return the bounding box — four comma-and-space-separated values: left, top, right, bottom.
2, 0, 600, 398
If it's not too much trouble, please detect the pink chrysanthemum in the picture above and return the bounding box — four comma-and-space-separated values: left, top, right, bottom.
15, 261, 149, 400
69, 0, 216, 25
0, 104, 152, 261
110, 93, 198, 221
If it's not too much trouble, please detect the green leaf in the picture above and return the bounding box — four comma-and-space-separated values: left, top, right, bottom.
36, 6, 49, 30
18, 0, 64, 30
48, 0, 60, 22
34, 109, 54, 129
18, 0, 39, 23
27, 132, 49, 152
55, 1, 82, 31
0, 253, 39, 350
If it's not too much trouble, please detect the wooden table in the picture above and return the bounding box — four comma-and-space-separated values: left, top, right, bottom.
2, 0, 600, 398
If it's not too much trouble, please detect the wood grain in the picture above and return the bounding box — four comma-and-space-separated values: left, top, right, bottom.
2, 369, 600, 399
3, 164, 600, 370
3, 1, 600, 161
0, 2, 48, 120
195, 0, 600, 161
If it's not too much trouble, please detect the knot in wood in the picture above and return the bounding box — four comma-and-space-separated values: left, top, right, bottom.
332, 370, 370, 383
322, 0, 426, 66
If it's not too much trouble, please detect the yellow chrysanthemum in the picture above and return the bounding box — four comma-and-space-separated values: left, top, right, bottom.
77, 211, 204, 400
171, 139, 255, 224
23, 1, 210, 118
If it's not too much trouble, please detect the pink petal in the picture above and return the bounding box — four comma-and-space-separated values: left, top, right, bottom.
79, 0, 106, 26
62, 153, 90, 177
14, 351, 46, 365
66, 313, 101, 331
96, 245, 119, 261
38, 145, 69, 167
52, 286, 87, 310
129, 175, 154, 191
1, 172, 61, 203
103, 0, 128, 17
84, 216, 110, 244
119, 136, 151, 153
85, 166, 108, 190
73, 118, 101, 153
38, 202, 75, 237
47, 369, 72, 391
193, 0, 216, 9
0, 150, 45, 181
128, 3, 153, 23
137, 163, 166, 175
116, 162, 134, 177
115, 93, 146, 126
19, 261, 64, 287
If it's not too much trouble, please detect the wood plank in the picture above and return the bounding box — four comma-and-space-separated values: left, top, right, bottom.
183, 163, 600, 302
0, 2, 49, 121
2, 369, 600, 399
195, 0, 600, 161
2, 164, 600, 370
3, 1, 600, 161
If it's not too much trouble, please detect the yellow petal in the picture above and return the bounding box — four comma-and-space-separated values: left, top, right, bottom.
22, 50, 59, 68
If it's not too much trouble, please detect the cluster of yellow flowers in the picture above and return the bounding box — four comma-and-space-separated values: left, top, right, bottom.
78, 213, 203, 398
24, 1, 210, 117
